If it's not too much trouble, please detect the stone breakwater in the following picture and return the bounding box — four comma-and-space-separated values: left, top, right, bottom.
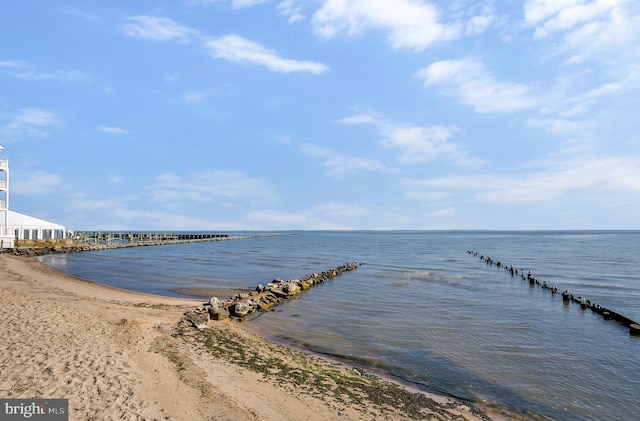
179, 262, 361, 329
467, 250, 640, 336
1, 234, 284, 257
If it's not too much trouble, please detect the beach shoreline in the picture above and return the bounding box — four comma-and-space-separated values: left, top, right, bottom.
0, 253, 525, 420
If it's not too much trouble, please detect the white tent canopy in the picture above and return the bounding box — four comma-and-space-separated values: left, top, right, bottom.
8, 210, 68, 240
0, 210, 70, 249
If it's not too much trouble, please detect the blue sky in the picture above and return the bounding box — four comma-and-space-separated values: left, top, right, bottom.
1, 1, 639, 230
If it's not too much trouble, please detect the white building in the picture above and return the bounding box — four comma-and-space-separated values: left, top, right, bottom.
0, 147, 70, 249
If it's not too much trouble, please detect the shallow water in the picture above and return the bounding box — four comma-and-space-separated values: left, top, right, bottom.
40, 231, 640, 420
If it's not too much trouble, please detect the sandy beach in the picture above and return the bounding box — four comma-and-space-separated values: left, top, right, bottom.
0, 253, 521, 420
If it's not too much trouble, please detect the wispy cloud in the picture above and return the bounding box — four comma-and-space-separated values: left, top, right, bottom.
243, 202, 371, 230
401, 153, 640, 205
0, 60, 90, 83
311, 0, 462, 50
11, 170, 62, 195
338, 112, 481, 166
524, 0, 640, 66
60, 6, 99, 21
524, 0, 625, 39
0, 108, 61, 142
182, 90, 208, 103
97, 125, 127, 134
232, 0, 268, 8
278, 0, 306, 23
416, 58, 540, 113
149, 169, 276, 203
122, 16, 329, 75
66, 193, 218, 231
300, 143, 391, 176
187, 0, 267, 8
204, 34, 329, 74
122, 16, 200, 42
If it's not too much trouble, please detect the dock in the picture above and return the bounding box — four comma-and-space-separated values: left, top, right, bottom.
5, 232, 291, 257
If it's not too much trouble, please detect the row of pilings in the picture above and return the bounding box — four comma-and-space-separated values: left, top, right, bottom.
467, 250, 640, 337
179, 261, 362, 329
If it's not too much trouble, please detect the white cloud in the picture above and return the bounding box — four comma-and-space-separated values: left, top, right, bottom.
526, 117, 589, 134
60, 6, 98, 21
300, 143, 390, 176
416, 58, 540, 113
278, 0, 306, 23
338, 113, 377, 124
97, 125, 127, 134
312, 0, 461, 50
524, 0, 624, 38
523, 0, 640, 67
0, 60, 90, 83
187, 0, 267, 8
11, 170, 62, 195
401, 154, 640, 205
243, 209, 352, 230
204, 34, 329, 74
182, 90, 208, 103
162, 72, 181, 83
108, 172, 126, 184
232, 0, 268, 8
561, 5, 639, 63
122, 17, 328, 75
465, 13, 495, 35
525, 71, 637, 133
0, 108, 61, 142
149, 169, 276, 203
524, 0, 580, 26
379, 124, 470, 165
242, 202, 372, 230
311, 202, 371, 219
102, 84, 114, 95
339, 112, 480, 166
66, 194, 217, 230
123, 16, 199, 42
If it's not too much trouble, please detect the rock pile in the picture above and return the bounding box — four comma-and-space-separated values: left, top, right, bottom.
3, 246, 96, 257
178, 262, 361, 330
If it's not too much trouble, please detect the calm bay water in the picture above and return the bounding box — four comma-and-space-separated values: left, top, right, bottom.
39, 231, 640, 420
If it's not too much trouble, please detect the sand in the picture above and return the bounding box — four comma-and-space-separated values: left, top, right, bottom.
0, 253, 523, 420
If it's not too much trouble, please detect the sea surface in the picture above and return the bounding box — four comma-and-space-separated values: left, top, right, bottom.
39, 231, 640, 420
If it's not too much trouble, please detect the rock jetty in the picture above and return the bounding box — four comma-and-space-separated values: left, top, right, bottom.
179, 261, 361, 330
2, 233, 288, 257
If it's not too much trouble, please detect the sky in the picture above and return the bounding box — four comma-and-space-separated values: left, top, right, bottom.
1, 0, 639, 231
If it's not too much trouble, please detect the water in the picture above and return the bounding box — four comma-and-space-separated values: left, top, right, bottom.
39, 231, 640, 420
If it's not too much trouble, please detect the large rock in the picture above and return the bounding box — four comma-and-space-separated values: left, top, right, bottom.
230, 302, 250, 317
209, 306, 229, 321
283, 281, 301, 296
184, 309, 209, 329
267, 281, 301, 297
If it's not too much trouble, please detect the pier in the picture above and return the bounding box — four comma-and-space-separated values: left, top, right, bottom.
72, 231, 234, 247
6, 232, 290, 257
